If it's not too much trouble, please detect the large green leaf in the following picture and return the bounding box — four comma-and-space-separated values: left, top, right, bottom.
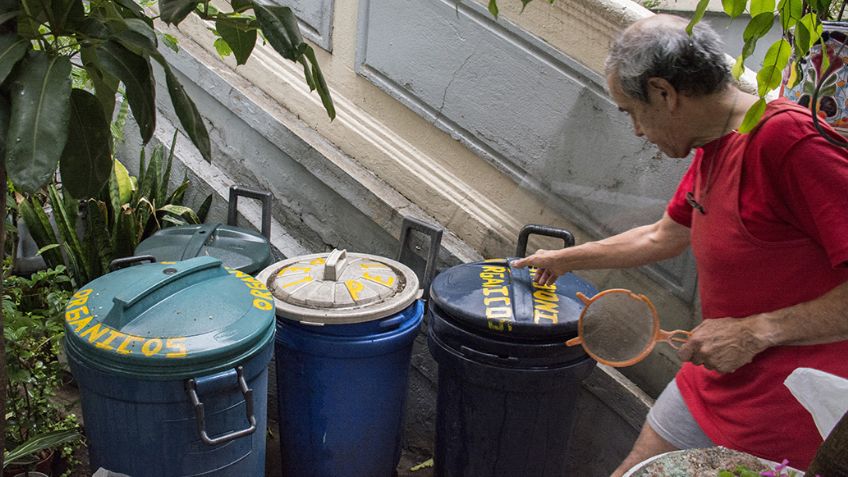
216, 16, 256, 65
17, 0, 46, 38
81, 46, 119, 122
254, 3, 300, 60
722, 0, 746, 18
750, 0, 775, 17
95, 40, 155, 143
487, 0, 499, 16
6, 51, 71, 193
739, 98, 767, 133
686, 0, 711, 34
110, 18, 159, 56
0, 35, 29, 85
48, 0, 84, 33
303, 46, 335, 120
756, 38, 792, 96
113, 159, 134, 205
159, 0, 198, 25
778, 0, 802, 30
163, 64, 211, 162
743, 12, 775, 42
60, 89, 112, 198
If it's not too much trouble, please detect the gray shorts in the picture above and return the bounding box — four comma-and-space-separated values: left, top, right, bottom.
646, 379, 716, 449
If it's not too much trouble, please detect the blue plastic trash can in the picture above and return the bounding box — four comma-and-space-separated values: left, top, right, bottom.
257, 249, 424, 477
427, 259, 597, 477
64, 256, 276, 476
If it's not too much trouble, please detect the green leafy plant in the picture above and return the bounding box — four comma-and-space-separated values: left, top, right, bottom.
3, 263, 82, 473
18, 133, 212, 286
718, 458, 814, 477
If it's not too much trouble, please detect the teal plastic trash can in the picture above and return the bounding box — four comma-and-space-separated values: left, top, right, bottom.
64, 256, 276, 477
257, 249, 424, 477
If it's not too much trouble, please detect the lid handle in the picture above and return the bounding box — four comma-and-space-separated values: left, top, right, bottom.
323, 249, 348, 281
515, 224, 575, 257
228, 185, 272, 239
105, 257, 223, 329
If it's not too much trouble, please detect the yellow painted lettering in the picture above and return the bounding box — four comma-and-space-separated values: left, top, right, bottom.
278, 266, 311, 276
534, 301, 558, 313
534, 310, 558, 324
531, 280, 557, 291
533, 290, 559, 302
80, 323, 110, 343
232, 270, 249, 278
165, 338, 188, 358
362, 272, 395, 287
141, 339, 163, 357
310, 258, 326, 265
253, 298, 273, 311
65, 306, 90, 322
359, 263, 388, 269
245, 280, 267, 290
485, 307, 512, 319
482, 278, 504, 287
345, 280, 365, 301
116, 335, 142, 355
484, 296, 510, 306
250, 289, 272, 299
282, 275, 313, 288
73, 288, 94, 298
95, 330, 124, 351
482, 286, 509, 297
479, 272, 504, 279
69, 316, 93, 333
482, 266, 506, 272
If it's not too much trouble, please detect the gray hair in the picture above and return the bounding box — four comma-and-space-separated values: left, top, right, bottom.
605, 15, 732, 102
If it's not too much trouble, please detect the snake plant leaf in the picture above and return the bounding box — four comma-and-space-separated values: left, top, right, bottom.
160, 130, 177, 206
159, 0, 199, 25
216, 16, 256, 65
686, 0, 710, 35
722, 0, 746, 18
739, 98, 767, 133
83, 199, 113, 276
0, 35, 29, 85
0, 93, 8, 159
166, 177, 189, 206
6, 51, 71, 193
95, 40, 155, 144
159, 204, 200, 224
196, 193, 212, 223
17, 197, 64, 269
163, 64, 211, 162
112, 207, 138, 258
60, 89, 112, 199
48, 184, 92, 283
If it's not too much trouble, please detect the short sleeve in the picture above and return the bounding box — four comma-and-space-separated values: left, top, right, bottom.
667, 149, 701, 228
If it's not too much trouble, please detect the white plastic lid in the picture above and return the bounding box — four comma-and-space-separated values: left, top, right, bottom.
256, 249, 420, 324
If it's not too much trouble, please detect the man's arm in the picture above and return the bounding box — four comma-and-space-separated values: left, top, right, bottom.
512, 212, 691, 285
679, 279, 848, 373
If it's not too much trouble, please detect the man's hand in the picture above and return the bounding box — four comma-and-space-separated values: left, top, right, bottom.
677, 315, 773, 373
511, 249, 568, 286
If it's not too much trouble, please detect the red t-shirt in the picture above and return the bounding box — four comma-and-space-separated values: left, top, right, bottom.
667, 98, 848, 468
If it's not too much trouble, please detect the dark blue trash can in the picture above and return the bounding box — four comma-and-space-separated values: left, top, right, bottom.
64, 257, 276, 477
257, 249, 424, 477
427, 259, 598, 477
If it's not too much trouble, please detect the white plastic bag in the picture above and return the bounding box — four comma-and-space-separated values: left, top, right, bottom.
784, 367, 848, 439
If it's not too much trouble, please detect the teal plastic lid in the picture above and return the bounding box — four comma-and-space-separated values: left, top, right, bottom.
134, 223, 272, 275
63, 256, 276, 379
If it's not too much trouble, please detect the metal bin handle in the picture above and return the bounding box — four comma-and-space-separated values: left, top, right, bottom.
186, 366, 257, 446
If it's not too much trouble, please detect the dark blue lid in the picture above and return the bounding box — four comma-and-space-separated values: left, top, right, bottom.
428, 259, 596, 339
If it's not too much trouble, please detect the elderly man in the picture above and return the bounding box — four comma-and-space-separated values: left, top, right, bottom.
513, 14, 848, 475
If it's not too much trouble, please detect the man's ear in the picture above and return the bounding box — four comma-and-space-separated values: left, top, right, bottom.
646, 77, 678, 109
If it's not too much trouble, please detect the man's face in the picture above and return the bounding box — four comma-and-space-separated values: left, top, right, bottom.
606, 74, 690, 158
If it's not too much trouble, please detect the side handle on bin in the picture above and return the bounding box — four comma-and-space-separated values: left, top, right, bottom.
515, 224, 575, 258
227, 186, 272, 239
186, 366, 257, 446
397, 217, 443, 300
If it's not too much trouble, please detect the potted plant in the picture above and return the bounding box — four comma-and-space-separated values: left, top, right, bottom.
2, 263, 81, 476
